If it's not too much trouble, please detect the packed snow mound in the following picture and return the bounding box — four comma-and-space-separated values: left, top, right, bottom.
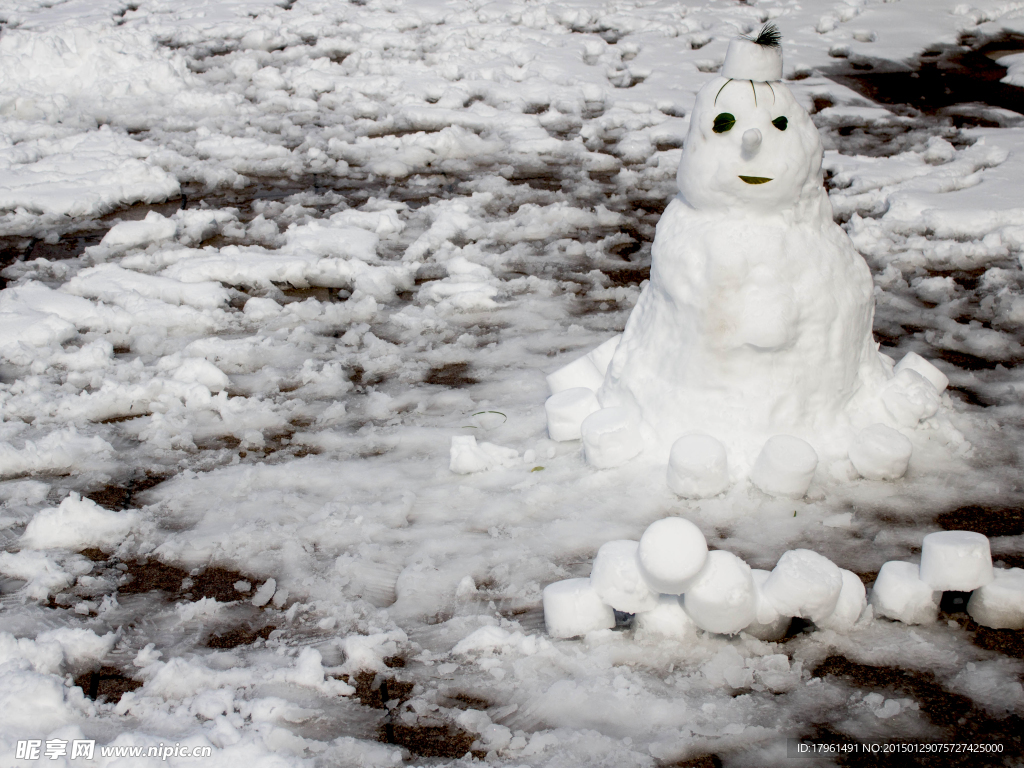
0, 25, 193, 122
0, 129, 180, 217
21, 493, 139, 552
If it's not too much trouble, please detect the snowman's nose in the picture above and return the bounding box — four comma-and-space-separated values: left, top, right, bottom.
741, 128, 762, 155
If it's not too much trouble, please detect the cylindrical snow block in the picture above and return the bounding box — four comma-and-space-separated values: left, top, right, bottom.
545, 387, 600, 442
848, 424, 912, 481
542, 578, 615, 638
667, 433, 729, 498
750, 435, 818, 498
967, 568, 1024, 630
869, 561, 940, 625
682, 550, 757, 635
581, 407, 644, 468
816, 569, 867, 632
894, 351, 948, 393
636, 517, 708, 595
919, 530, 993, 592
761, 549, 843, 623
590, 540, 659, 614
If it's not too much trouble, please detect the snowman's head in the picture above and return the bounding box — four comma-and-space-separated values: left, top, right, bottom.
677, 25, 826, 216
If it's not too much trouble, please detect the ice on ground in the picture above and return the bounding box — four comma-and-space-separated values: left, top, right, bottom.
870, 561, 941, 625
967, 568, 1024, 630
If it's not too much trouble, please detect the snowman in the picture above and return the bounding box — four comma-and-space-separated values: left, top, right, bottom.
545, 25, 950, 497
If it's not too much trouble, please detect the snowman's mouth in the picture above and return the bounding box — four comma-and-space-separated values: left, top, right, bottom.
739, 176, 772, 185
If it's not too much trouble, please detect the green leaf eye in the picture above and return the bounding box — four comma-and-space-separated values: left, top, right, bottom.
772, 116, 788, 131
712, 112, 736, 133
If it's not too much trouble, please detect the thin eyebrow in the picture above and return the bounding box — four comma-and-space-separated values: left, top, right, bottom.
750, 80, 757, 106
715, 79, 734, 105
765, 81, 775, 104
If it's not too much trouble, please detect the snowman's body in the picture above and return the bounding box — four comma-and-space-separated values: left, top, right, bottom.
598, 74, 890, 463
544, 29, 947, 490
599, 200, 889, 462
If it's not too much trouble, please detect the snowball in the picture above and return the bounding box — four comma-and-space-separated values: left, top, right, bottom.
633, 595, 696, 639
449, 435, 519, 474
750, 435, 818, 498
636, 517, 708, 595
21, 493, 138, 551
967, 568, 1024, 630
848, 424, 912, 481
882, 369, 941, 426
666, 433, 729, 498
816, 569, 868, 632
545, 387, 600, 442
580, 407, 643, 468
761, 549, 843, 623
682, 550, 758, 635
894, 351, 948, 393
919, 530, 993, 591
542, 578, 615, 639
590, 540, 659, 614
743, 568, 790, 641
869, 561, 940, 625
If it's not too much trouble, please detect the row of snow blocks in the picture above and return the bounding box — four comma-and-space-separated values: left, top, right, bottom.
848, 424, 912, 481
542, 512, 871, 640
750, 435, 818, 498
667, 434, 730, 498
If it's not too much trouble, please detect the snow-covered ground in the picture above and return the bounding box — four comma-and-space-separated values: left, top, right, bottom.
2, 0, 1024, 765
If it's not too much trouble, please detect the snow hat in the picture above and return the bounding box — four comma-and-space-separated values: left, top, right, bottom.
721, 23, 783, 81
